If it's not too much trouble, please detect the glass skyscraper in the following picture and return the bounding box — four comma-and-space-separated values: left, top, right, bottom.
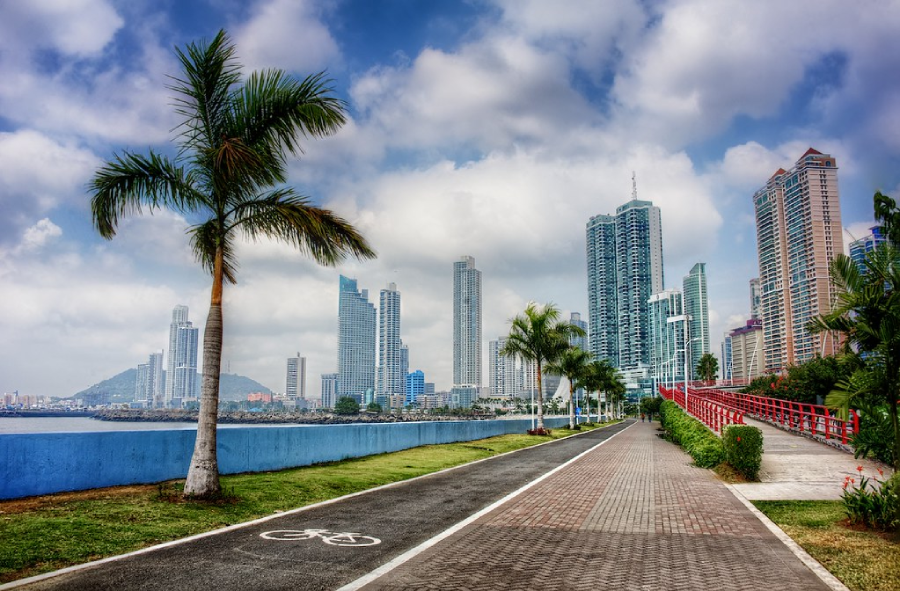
683, 262, 710, 380
337, 275, 376, 402
586, 198, 664, 371
453, 256, 482, 388
753, 148, 844, 373
849, 226, 885, 273
648, 289, 684, 388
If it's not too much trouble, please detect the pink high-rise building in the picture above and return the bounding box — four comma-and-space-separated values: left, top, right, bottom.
753, 148, 844, 373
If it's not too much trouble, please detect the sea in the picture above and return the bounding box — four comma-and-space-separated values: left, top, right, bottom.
0, 417, 309, 434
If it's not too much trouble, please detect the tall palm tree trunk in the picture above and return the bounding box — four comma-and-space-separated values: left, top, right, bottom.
568, 383, 576, 429
536, 363, 545, 431
184, 249, 225, 497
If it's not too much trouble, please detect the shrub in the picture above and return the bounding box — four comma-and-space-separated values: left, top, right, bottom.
723, 425, 764, 481
659, 400, 725, 468
841, 466, 899, 531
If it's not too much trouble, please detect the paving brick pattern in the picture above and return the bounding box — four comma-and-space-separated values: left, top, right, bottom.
361, 422, 831, 590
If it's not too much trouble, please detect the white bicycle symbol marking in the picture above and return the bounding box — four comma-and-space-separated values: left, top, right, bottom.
260, 528, 381, 547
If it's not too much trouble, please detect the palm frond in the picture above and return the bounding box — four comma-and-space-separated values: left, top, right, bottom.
169, 29, 242, 156
89, 151, 201, 238
227, 191, 375, 265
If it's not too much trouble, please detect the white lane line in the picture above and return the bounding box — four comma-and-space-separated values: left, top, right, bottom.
725, 484, 850, 591
336, 422, 634, 591
1, 422, 625, 590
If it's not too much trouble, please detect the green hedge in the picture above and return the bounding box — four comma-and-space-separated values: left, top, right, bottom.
723, 425, 763, 481
658, 400, 724, 468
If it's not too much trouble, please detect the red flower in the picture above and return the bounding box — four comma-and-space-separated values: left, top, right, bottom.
736, 436, 741, 442
857, 465, 864, 473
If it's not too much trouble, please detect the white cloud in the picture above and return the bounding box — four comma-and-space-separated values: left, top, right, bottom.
350, 35, 596, 153
0, 0, 123, 58
234, 0, 341, 74
17, 219, 62, 252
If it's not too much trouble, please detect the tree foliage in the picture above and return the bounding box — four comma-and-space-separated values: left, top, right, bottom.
810, 192, 900, 469
546, 346, 592, 428
334, 397, 361, 415
696, 353, 719, 383
89, 30, 375, 497
500, 303, 585, 432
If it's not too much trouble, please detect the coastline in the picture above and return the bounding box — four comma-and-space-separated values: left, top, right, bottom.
93, 408, 480, 425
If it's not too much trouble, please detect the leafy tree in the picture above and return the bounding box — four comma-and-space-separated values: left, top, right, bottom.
89, 31, 375, 497
810, 218, 900, 469
696, 353, 719, 383
640, 396, 662, 420
500, 303, 585, 432
366, 402, 383, 413
334, 397, 361, 415
546, 346, 592, 429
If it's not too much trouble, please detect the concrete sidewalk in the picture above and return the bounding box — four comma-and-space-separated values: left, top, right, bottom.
731, 418, 889, 501
351, 421, 839, 591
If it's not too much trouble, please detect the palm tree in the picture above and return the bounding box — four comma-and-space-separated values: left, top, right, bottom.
546, 347, 592, 428
89, 31, 376, 497
810, 243, 900, 469
696, 353, 719, 384
579, 360, 606, 422
500, 303, 585, 432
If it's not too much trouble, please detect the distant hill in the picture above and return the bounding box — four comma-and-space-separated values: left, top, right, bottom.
73, 370, 274, 403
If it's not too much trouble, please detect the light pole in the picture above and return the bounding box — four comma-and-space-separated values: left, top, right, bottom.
667, 314, 692, 412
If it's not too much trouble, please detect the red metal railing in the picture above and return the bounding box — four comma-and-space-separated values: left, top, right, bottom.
696, 388, 859, 445
658, 386, 745, 434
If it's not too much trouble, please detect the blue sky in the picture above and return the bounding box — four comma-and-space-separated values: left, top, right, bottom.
0, 0, 894, 399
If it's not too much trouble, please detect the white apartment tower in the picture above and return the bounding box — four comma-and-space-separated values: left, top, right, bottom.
377, 283, 403, 398
453, 256, 482, 388
286, 353, 306, 399
165, 305, 198, 407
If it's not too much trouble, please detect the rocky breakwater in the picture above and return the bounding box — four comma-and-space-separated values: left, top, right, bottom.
93, 409, 473, 424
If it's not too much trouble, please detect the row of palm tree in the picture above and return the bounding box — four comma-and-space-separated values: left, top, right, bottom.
500, 302, 625, 431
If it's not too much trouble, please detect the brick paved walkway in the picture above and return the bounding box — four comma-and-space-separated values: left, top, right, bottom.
357, 421, 833, 591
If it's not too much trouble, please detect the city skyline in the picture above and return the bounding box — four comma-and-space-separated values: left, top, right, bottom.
0, 1, 891, 398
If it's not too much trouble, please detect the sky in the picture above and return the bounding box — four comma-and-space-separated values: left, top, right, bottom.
0, 0, 896, 400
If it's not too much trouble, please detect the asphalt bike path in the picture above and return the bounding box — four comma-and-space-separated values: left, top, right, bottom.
12, 421, 633, 591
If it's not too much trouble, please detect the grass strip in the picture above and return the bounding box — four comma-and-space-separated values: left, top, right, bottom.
0, 423, 606, 583
754, 500, 900, 591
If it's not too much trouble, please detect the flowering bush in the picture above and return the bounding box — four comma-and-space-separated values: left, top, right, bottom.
723, 425, 763, 481
841, 465, 899, 531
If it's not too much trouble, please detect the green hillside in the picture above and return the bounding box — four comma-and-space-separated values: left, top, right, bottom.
73, 370, 274, 403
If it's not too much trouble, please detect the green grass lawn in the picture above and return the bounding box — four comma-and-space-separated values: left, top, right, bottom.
0, 424, 602, 584
755, 500, 900, 591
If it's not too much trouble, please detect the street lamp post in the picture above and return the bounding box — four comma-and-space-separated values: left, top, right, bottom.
667, 314, 692, 412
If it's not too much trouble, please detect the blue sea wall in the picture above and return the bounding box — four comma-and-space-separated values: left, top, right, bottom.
0, 417, 569, 500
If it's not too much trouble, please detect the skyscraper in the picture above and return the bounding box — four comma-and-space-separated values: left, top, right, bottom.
165, 305, 198, 407
453, 256, 482, 388
729, 319, 763, 383
321, 373, 338, 408
683, 263, 710, 380
648, 289, 685, 388
377, 283, 402, 399
337, 275, 376, 402
489, 337, 522, 399
586, 193, 664, 372
749, 278, 762, 320
585, 214, 618, 366
568, 312, 588, 351
753, 148, 844, 373
286, 353, 306, 399
849, 226, 885, 272
406, 370, 424, 406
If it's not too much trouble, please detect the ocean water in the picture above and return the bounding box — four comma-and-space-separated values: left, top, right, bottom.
0, 417, 309, 434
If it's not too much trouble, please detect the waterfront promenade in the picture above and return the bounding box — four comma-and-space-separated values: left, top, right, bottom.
8, 420, 849, 590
